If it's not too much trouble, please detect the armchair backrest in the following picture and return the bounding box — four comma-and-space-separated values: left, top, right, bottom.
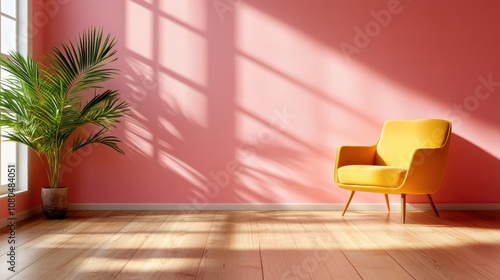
375, 119, 451, 168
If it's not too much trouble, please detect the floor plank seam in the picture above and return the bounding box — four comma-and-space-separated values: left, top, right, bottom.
259, 243, 265, 280
193, 211, 217, 279
2, 210, 500, 279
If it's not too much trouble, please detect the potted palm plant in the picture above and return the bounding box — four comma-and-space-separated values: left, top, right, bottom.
0, 28, 130, 219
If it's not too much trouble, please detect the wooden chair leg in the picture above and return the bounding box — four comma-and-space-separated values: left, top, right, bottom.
427, 194, 440, 217
342, 191, 355, 216
401, 194, 406, 224
384, 194, 390, 212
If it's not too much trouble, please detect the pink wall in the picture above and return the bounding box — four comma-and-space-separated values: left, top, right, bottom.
25, 0, 500, 206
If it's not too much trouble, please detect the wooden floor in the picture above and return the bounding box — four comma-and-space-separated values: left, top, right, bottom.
1, 210, 499, 279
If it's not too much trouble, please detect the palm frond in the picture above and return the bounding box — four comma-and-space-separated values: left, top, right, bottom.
0, 27, 128, 188
80, 89, 130, 128
72, 128, 125, 154
0, 52, 41, 94
2, 131, 38, 152
49, 28, 118, 96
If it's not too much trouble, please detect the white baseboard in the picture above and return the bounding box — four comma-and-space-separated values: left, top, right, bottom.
68, 203, 500, 211
0, 206, 42, 228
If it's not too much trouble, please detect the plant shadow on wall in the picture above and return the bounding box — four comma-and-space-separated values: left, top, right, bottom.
120, 61, 328, 204
109, 0, 349, 205
94, 0, 500, 205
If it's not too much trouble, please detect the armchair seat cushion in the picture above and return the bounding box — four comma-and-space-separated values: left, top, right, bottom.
337, 165, 407, 188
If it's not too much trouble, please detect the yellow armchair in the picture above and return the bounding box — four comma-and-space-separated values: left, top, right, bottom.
334, 119, 452, 223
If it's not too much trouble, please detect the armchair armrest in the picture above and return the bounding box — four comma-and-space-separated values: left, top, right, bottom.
335, 145, 377, 168
397, 143, 450, 194
334, 145, 377, 185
